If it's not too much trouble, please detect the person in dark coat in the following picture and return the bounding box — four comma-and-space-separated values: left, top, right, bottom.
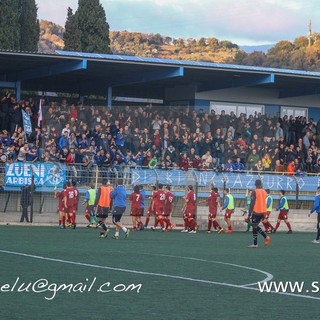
20, 185, 31, 222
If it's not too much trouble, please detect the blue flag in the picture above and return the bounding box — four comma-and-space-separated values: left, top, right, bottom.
22, 110, 32, 134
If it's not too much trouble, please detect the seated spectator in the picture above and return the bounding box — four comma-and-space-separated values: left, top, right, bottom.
164, 145, 177, 163
254, 160, 264, 172
201, 150, 213, 169
275, 159, 285, 173
148, 156, 158, 169
313, 159, 320, 175
192, 154, 202, 170
179, 153, 190, 171
262, 153, 272, 171
246, 149, 260, 171
66, 147, 76, 165
26, 145, 38, 162
235, 135, 247, 149
294, 158, 305, 175
232, 157, 245, 172
161, 155, 173, 170
211, 157, 221, 172
224, 158, 233, 172
305, 148, 316, 172
286, 160, 296, 176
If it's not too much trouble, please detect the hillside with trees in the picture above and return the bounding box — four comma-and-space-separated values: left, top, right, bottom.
27, 19, 320, 72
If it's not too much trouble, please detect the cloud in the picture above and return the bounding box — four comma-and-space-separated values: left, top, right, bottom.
36, 0, 320, 45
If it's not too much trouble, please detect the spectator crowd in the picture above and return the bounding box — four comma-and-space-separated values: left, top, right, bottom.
1, 92, 320, 181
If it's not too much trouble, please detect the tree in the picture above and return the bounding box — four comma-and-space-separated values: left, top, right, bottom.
207, 37, 219, 49
293, 36, 308, 49
0, 0, 20, 50
266, 40, 295, 68
64, 7, 81, 51
19, 0, 39, 52
197, 37, 207, 47
76, 0, 111, 53
220, 40, 238, 50
243, 51, 267, 67
233, 50, 248, 64
290, 48, 306, 70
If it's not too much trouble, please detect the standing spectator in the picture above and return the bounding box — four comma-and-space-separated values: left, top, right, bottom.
20, 185, 31, 223
9, 102, 22, 133
0, 92, 11, 131
309, 186, 320, 244
275, 122, 284, 141
17, 142, 29, 162
303, 131, 311, 150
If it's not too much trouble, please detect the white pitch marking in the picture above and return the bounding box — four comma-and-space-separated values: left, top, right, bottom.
0, 249, 252, 289
142, 253, 273, 287
1, 249, 320, 301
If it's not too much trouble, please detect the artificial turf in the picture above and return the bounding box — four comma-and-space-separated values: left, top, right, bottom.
0, 226, 319, 320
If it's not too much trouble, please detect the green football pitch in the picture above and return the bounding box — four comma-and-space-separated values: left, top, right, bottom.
0, 226, 319, 320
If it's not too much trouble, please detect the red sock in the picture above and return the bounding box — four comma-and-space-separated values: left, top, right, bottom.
184, 218, 189, 230
59, 219, 61, 225
286, 222, 292, 231
213, 220, 221, 230
67, 213, 71, 223
145, 216, 150, 227
62, 216, 66, 226
159, 218, 165, 229
71, 215, 75, 225
208, 220, 212, 230
165, 217, 171, 229
85, 213, 90, 222
191, 220, 198, 231
267, 222, 274, 230
275, 222, 280, 230
262, 222, 268, 229
154, 218, 159, 228
228, 225, 232, 231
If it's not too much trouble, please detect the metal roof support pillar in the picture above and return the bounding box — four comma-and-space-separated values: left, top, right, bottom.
15, 81, 21, 101
107, 86, 112, 108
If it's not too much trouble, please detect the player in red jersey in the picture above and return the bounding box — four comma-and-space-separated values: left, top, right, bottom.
206, 186, 223, 234
129, 185, 142, 231
151, 183, 166, 231
163, 185, 175, 230
181, 185, 198, 233
63, 181, 77, 229
54, 183, 67, 229
71, 180, 80, 226
144, 186, 156, 228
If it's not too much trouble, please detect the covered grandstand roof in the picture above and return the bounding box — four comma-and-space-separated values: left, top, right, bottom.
1, 49, 320, 99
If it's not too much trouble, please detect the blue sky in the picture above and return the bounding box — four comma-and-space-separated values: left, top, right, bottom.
37, 0, 320, 45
